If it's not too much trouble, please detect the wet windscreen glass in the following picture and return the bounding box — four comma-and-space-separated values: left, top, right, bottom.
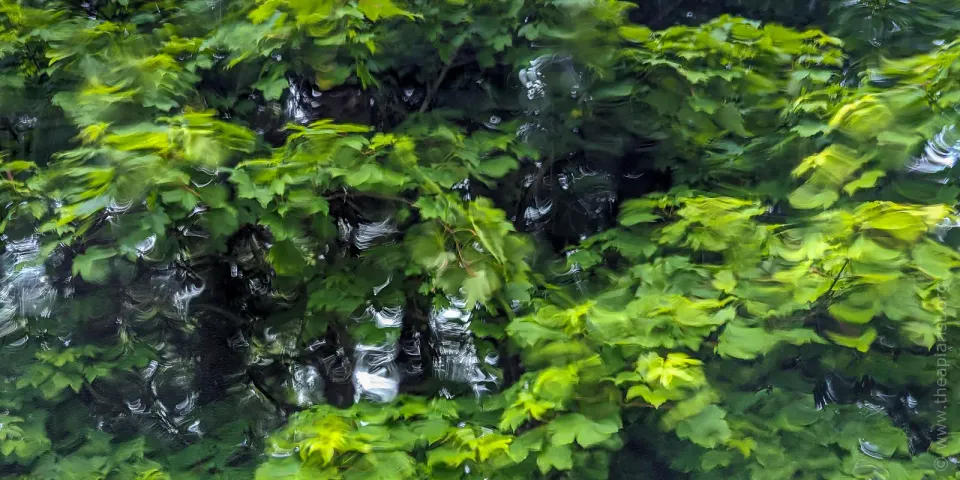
0, 0, 958, 478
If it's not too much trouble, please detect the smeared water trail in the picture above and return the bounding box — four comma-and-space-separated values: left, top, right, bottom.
285, 364, 325, 407
429, 297, 498, 397
0, 237, 56, 338
907, 125, 960, 174
350, 303, 404, 403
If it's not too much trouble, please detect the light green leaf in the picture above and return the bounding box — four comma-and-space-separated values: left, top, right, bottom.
826, 327, 878, 352
828, 294, 879, 324
712, 270, 736, 293
626, 385, 669, 408
903, 321, 940, 349
842, 170, 885, 196
357, 0, 412, 21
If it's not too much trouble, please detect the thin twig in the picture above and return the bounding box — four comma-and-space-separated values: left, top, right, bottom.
825, 259, 850, 297
443, 224, 475, 276
325, 191, 415, 206
419, 46, 461, 113
182, 184, 201, 197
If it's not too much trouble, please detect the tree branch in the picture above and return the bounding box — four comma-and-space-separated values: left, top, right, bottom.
419, 46, 461, 113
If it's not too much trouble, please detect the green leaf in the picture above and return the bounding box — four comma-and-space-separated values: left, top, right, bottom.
357, 0, 411, 21
715, 104, 751, 137
0, 161, 36, 173
593, 83, 634, 99
863, 210, 930, 241
72, 247, 117, 284
842, 170, 886, 196
903, 321, 940, 349
426, 445, 474, 468
202, 208, 240, 242
506, 320, 568, 347
625, 385, 669, 408
619, 200, 660, 226
828, 294, 879, 324
255, 457, 321, 480
619, 25, 652, 43
930, 433, 960, 457
478, 156, 519, 178
826, 327, 878, 352
255, 76, 289, 101
712, 270, 736, 293
343, 452, 416, 480
232, 170, 274, 207
788, 184, 839, 210
410, 419, 449, 444
848, 236, 903, 264
462, 266, 500, 308
791, 121, 828, 137
675, 405, 731, 448
912, 240, 960, 279
548, 413, 620, 448
408, 224, 456, 270
536, 443, 573, 474
344, 164, 384, 187
508, 428, 546, 463
160, 188, 199, 211
717, 324, 823, 360
267, 239, 306, 276
620, 211, 660, 226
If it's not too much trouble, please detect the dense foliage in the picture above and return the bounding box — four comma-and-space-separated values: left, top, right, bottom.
1, 0, 960, 478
